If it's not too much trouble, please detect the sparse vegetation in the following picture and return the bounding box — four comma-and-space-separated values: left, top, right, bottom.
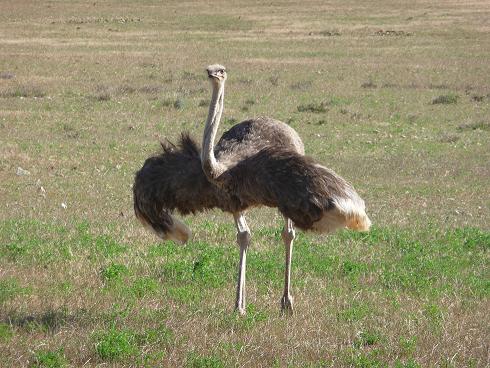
101, 263, 130, 282
0, 0, 488, 367
457, 121, 490, 131
431, 93, 459, 105
361, 80, 377, 89
319, 29, 341, 36
32, 349, 67, 368
290, 80, 313, 91
297, 101, 328, 113
94, 327, 138, 361
0, 323, 13, 342
0, 83, 45, 98
374, 29, 412, 36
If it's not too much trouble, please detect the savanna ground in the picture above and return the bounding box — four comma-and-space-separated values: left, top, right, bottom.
1, 0, 489, 367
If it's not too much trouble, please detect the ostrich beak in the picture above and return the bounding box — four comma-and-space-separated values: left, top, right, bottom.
207, 71, 219, 80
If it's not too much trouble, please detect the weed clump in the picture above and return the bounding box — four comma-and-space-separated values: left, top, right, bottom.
353, 330, 381, 348
101, 263, 129, 281
0, 323, 13, 342
361, 80, 377, 89
431, 93, 458, 104
297, 102, 328, 113
471, 94, 485, 102
319, 29, 341, 36
92, 85, 111, 101
268, 75, 279, 86
138, 84, 163, 94
32, 349, 67, 368
0, 278, 29, 303
130, 277, 159, 297
186, 352, 225, 368
290, 80, 313, 91
374, 29, 412, 36
457, 121, 490, 132
95, 327, 137, 361
156, 98, 184, 109
173, 98, 184, 109
0, 83, 46, 98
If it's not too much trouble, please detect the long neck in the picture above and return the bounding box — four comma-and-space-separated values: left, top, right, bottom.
201, 82, 226, 181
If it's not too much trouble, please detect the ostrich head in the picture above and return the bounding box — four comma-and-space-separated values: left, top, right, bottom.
206, 64, 227, 86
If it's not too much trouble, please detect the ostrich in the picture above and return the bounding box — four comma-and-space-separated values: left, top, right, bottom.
133, 64, 371, 315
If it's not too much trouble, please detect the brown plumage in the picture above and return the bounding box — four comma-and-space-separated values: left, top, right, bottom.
133, 64, 371, 314
133, 134, 223, 241
133, 118, 306, 236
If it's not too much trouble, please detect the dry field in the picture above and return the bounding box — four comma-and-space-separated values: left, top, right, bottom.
0, 0, 489, 367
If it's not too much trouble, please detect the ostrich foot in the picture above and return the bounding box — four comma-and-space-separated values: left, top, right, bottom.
235, 306, 246, 316
280, 295, 294, 315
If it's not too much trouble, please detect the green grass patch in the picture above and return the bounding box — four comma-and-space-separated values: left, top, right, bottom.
0, 323, 13, 342
166, 285, 201, 305
395, 359, 421, 368
94, 326, 138, 361
94, 235, 128, 258
32, 349, 67, 368
353, 330, 382, 348
337, 301, 373, 322
344, 348, 382, 368
0, 278, 30, 304
101, 263, 130, 282
186, 352, 225, 368
130, 277, 160, 298
423, 303, 444, 330
136, 324, 173, 346
399, 336, 417, 356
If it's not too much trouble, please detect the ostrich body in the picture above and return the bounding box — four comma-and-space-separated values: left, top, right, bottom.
133, 64, 371, 314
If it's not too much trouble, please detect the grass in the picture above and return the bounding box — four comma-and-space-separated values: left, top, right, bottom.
32, 349, 67, 368
0, 221, 488, 365
431, 93, 459, 105
0, 0, 489, 366
297, 101, 328, 113
94, 327, 138, 361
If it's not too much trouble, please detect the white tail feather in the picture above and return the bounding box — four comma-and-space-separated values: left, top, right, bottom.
312, 192, 371, 233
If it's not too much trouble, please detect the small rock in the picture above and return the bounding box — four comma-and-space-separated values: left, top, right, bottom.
16, 167, 31, 176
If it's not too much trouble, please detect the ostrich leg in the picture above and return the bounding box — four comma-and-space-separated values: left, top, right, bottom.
233, 212, 251, 315
281, 217, 295, 314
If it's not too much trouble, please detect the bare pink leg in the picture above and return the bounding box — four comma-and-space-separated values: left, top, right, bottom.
281, 217, 295, 315
234, 213, 250, 315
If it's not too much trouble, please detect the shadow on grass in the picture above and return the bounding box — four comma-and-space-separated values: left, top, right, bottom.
2, 308, 90, 334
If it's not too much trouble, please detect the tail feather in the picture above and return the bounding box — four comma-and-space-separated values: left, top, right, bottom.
332, 195, 371, 232
133, 133, 209, 244
133, 190, 191, 244
345, 210, 372, 232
